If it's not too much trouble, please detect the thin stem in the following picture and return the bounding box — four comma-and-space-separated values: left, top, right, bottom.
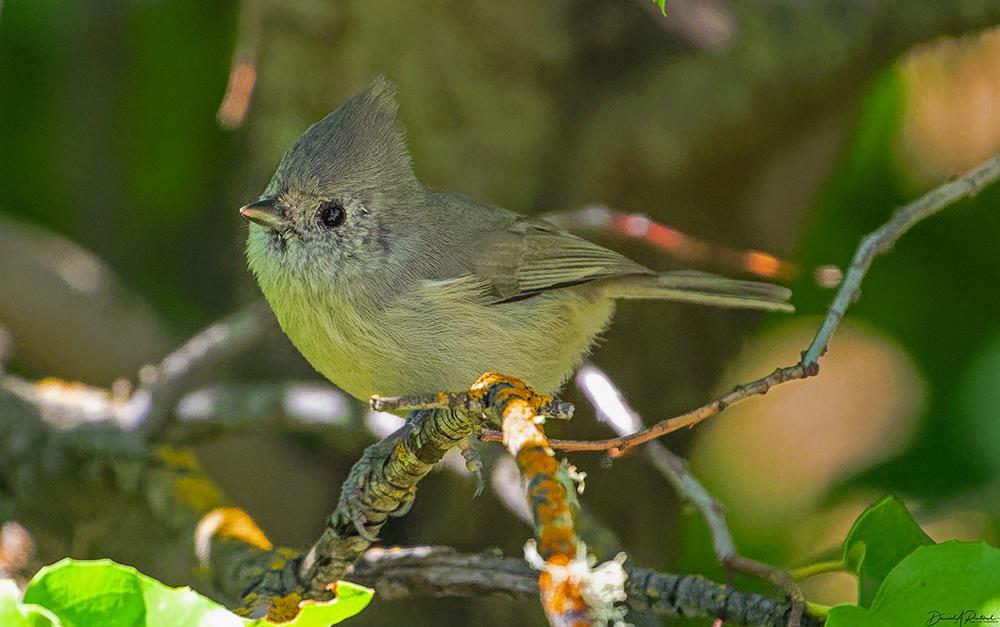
530, 151, 1000, 456
791, 559, 848, 581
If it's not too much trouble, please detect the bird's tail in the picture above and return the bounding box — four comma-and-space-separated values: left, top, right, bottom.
600, 270, 794, 313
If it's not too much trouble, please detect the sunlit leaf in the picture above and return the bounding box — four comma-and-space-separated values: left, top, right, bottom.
276, 582, 373, 627
22, 559, 372, 627
841, 495, 933, 607
827, 541, 1000, 626
0, 579, 59, 626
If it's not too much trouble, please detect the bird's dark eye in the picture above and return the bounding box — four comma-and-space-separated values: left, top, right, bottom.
317, 201, 346, 229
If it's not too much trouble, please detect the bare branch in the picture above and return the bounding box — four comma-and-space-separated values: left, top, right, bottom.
125, 301, 275, 436
526, 151, 1000, 457
543, 204, 800, 282
574, 365, 805, 625
170, 381, 363, 444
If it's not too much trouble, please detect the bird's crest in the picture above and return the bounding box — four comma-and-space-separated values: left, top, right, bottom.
272, 76, 417, 194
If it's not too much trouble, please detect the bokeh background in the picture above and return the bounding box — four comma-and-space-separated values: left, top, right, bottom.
2, 1, 1000, 625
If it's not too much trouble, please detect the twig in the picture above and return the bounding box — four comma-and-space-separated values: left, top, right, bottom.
800, 155, 1000, 364
574, 365, 804, 626
170, 381, 363, 444
480, 364, 803, 455
523, 152, 1000, 458
217, 0, 264, 129
544, 204, 799, 282
124, 301, 274, 436
575, 364, 739, 552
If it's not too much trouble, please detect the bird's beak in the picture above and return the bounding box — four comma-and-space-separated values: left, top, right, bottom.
239, 198, 287, 230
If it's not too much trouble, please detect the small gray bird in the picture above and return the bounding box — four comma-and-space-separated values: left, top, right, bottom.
240, 77, 792, 405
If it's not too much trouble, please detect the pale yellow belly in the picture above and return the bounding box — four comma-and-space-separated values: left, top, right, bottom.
275, 283, 615, 402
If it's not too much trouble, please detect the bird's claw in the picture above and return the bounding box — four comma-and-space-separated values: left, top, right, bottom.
350, 504, 379, 542
336, 428, 411, 542
459, 436, 486, 497
390, 490, 417, 517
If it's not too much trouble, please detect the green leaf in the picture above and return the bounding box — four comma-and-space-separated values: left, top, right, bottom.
23, 559, 372, 627
827, 541, 1000, 626
650, 0, 666, 16
0, 579, 59, 626
841, 495, 933, 607
278, 581, 373, 627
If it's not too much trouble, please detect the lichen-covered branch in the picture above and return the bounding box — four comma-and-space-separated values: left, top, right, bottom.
492, 373, 595, 626
345, 373, 626, 625
1, 357, 820, 626
296, 407, 479, 596
207, 541, 823, 627
349, 546, 825, 626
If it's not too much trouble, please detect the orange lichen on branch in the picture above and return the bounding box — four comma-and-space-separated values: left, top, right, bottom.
372, 372, 572, 421
538, 564, 590, 627
196, 507, 274, 553
491, 376, 593, 626
367, 372, 623, 625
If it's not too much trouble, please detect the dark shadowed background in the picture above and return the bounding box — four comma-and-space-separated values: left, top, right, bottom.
2, 1, 1000, 625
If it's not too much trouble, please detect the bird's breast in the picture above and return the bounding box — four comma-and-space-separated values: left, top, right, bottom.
266, 275, 617, 403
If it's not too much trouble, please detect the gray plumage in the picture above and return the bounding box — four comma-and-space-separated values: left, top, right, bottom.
243, 77, 793, 402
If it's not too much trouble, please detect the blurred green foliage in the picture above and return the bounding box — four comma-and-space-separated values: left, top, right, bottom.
796, 68, 1000, 497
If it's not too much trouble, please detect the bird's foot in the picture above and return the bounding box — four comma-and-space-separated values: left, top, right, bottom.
458, 435, 486, 497
334, 421, 417, 541
370, 372, 573, 424
467, 373, 573, 422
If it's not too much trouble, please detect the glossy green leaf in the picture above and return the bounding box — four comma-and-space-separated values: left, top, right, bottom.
650, 0, 666, 15
22, 559, 372, 627
0, 579, 59, 626
279, 581, 373, 627
841, 495, 933, 607
827, 541, 1000, 626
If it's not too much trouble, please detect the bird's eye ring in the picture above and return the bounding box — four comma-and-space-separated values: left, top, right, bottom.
317, 201, 346, 229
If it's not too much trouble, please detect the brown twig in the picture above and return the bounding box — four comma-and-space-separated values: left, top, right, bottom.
217, 0, 264, 129
480, 364, 804, 456
574, 364, 804, 626
543, 204, 800, 282
507, 151, 1000, 458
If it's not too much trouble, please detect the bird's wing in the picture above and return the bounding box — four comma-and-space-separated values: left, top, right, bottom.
471, 216, 652, 303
